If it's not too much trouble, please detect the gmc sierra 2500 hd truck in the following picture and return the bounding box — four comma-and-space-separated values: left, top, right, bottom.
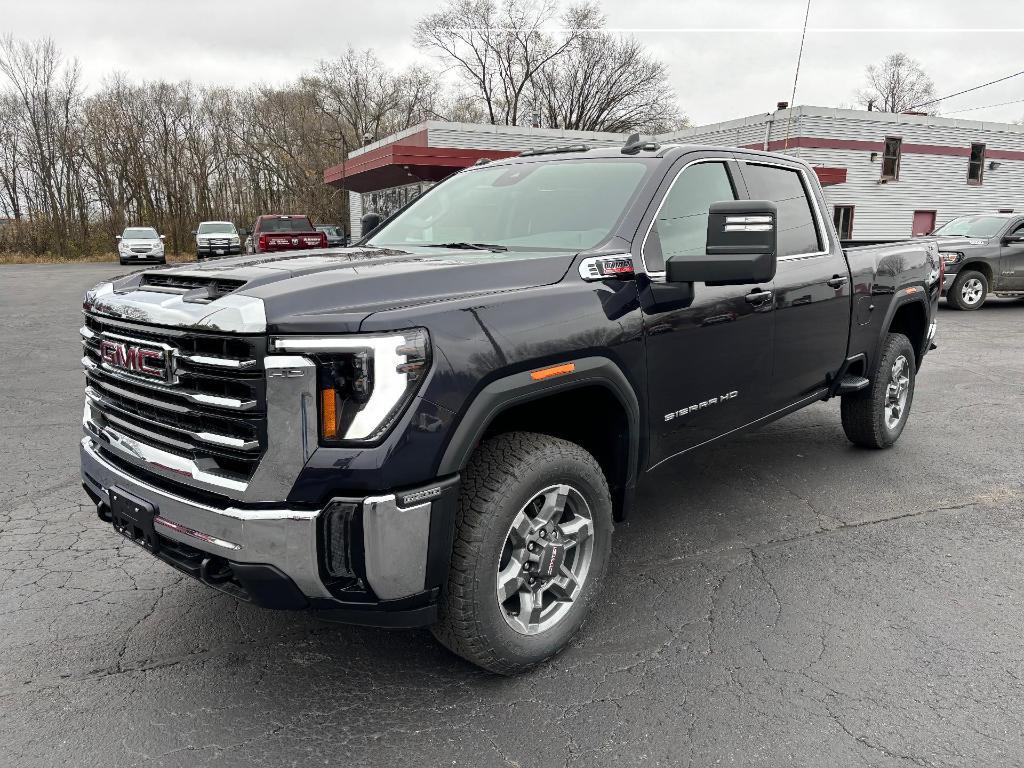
80, 139, 939, 674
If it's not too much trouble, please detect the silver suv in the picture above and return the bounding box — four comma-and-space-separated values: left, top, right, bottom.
116, 227, 165, 265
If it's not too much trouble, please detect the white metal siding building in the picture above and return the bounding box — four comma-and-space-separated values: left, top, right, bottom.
665, 106, 1024, 242
326, 106, 1024, 242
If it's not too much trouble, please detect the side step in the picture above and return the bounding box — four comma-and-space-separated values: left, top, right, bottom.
834, 375, 870, 395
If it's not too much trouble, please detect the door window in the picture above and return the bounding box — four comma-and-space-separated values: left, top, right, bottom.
643, 161, 736, 272
741, 163, 822, 257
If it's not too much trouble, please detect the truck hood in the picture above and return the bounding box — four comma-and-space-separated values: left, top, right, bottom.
917, 235, 992, 249
93, 246, 576, 333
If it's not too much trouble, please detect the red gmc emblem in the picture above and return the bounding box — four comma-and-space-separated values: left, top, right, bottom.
100, 339, 168, 380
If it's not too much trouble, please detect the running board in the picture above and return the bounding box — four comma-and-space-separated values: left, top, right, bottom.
826, 353, 868, 398
834, 375, 870, 395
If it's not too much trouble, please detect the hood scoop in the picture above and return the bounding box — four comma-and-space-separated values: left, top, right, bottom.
138, 273, 247, 304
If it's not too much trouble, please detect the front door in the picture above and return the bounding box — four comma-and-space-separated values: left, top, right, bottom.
1000, 219, 1024, 290
912, 210, 936, 237
636, 154, 775, 467
735, 158, 851, 408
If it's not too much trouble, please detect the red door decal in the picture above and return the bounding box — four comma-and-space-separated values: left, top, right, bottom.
912, 210, 936, 236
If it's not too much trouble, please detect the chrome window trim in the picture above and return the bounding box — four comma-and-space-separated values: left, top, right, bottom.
638, 156, 735, 276
740, 159, 831, 263
638, 156, 834, 276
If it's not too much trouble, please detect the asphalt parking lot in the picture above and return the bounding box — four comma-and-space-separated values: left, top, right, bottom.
1, 262, 1022, 767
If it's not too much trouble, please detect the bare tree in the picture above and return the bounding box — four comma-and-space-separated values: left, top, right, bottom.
415, 0, 599, 126
536, 29, 687, 132
856, 52, 939, 114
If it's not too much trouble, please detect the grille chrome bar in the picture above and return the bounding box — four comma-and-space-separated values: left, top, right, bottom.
178, 353, 258, 370
86, 386, 260, 452
83, 359, 257, 411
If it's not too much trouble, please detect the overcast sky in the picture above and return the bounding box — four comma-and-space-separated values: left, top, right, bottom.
6, 0, 1024, 126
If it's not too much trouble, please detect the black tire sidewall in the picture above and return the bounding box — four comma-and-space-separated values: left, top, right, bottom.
950, 270, 987, 310
466, 446, 612, 668
875, 335, 916, 445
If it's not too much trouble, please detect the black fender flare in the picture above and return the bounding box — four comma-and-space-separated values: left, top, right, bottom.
436, 355, 642, 500
878, 289, 930, 366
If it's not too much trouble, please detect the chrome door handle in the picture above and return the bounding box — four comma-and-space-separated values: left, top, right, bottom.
826, 275, 848, 288
745, 289, 773, 304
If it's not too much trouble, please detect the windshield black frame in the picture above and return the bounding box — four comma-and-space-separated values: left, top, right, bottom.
122, 227, 159, 239
367, 157, 657, 253
197, 222, 237, 235
932, 215, 1009, 238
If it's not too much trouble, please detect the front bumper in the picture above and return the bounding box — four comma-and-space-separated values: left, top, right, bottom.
80, 437, 456, 627
196, 243, 242, 257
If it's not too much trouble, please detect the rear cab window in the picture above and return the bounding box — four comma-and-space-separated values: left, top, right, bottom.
260, 217, 314, 233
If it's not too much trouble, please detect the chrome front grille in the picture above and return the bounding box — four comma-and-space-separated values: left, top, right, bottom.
81, 312, 268, 487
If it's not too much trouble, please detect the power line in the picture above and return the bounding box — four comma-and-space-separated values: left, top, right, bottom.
942, 97, 1024, 116
784, 0, 813, 150
909, 69, 1024, 111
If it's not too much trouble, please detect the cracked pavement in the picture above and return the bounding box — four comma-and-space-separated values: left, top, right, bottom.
1, 263, 1023, 767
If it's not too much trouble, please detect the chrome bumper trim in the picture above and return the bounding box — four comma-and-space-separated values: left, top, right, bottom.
362, 494, 432, 600
81, 437, 331, 598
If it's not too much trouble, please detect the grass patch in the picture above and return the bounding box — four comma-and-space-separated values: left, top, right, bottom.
0, 252, 198, 265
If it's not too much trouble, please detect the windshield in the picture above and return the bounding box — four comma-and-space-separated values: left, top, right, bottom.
316, 226, 339, 235
932, 215, 1007, 238
123, 227, 158, 239
368, 159, 652, 251
198, 222, 236, 235
260, 216, 313, 233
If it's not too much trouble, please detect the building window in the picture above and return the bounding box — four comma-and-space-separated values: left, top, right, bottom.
833, 206, 854, 240
881, 137, 902, 180
968, 143, 986, 185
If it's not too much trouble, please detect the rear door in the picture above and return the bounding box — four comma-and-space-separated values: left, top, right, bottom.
636, 152, 776, 466
1000, 218, 1024, 290
735, 157, 851, 409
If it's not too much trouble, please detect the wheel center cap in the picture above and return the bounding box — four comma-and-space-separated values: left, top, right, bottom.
534, 539, 566, 581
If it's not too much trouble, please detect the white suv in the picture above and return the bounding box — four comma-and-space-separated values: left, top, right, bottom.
117, 227, 165, 265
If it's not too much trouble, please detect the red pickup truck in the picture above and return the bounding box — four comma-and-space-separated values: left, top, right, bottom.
246, 215, 328, 254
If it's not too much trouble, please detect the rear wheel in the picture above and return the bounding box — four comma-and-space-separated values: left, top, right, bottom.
841, 332, 916, 448
432, 432, 612, 674
946, 270, 988, 310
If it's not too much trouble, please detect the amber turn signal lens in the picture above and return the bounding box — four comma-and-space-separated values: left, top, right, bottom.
321, 388, 338, 439
530, 362, 575, 381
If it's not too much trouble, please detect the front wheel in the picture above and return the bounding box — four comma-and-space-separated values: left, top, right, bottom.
946, 270, 988, 310
841, 332, 916, 448
432, 432, 613, 674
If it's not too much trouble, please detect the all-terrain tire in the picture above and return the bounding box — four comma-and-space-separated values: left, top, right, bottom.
946, 269, 988, 310
432, 431, 613, 674
841, 332, 916, 448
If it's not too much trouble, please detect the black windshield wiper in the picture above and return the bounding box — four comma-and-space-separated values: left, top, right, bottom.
426, 242, 509, 252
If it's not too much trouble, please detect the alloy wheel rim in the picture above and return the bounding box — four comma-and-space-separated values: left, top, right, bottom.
885, 355, 911, 430
961, 278, 983, 305
496, 484, 594, 636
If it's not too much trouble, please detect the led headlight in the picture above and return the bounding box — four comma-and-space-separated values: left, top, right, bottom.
271, 329, 430, 443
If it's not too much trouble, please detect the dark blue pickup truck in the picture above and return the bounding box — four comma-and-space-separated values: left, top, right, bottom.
79, 139, 939, 673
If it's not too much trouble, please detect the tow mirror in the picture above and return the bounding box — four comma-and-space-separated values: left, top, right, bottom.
361, 212, 382, 238
666, 200, 778, 286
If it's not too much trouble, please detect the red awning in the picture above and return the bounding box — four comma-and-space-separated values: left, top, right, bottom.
813, 166, 847, 186
324, 131, 518, 193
